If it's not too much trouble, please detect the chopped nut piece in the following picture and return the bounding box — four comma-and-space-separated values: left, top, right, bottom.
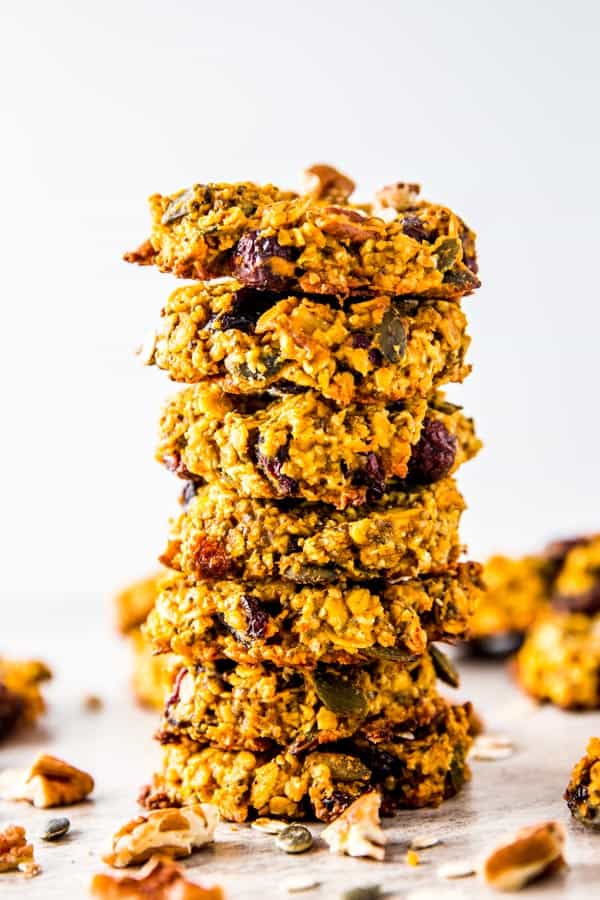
0, 824, 38, 875
137, 330, 158, 366
0, 753, 94, 807
103, 804, 218, 867
374, 182, 421, 212
91, 855, 223, 899
302, 164, 355, 203
321, 792, 386, 861
482, 821, 566, 891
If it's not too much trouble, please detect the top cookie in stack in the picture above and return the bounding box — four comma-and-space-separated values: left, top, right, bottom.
126, 165, 483, 823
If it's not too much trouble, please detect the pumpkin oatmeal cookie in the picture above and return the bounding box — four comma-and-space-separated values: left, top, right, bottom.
162, 478, 465, 584
156, 653, 445, 752
144, 699, 473, 822
565, 737, 600, 829
147, 279, 470, 405
468, 554, 552, 656
517, 610, 600, 708
551, 534, 600, 615
0, 658, 51, 741
124, 167, 479, 299
114, 573, 176, 709
157, 384, 480, 509
467, 535, 599, 657
145, 564, 483, 668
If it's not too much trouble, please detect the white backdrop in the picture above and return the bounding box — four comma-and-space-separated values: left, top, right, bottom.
1, 0, 598, 597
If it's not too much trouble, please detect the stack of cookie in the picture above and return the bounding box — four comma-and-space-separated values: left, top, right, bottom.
125, 165, 483, 822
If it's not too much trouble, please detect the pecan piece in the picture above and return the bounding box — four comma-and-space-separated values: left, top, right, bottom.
375, 182, 421, 212
0, 824, 39, 876
103, 804, 218, 868
302, 164, 355, 203
91, 855, 224, 899
482, 821, 566, 891
317, 206, 381, 242
321, 792, 386, 861
123, 239, 158, 266
0, 753, 94, 807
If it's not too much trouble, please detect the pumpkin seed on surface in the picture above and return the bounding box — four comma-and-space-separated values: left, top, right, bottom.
42, 817, 70, 841
275, 824, 313, 854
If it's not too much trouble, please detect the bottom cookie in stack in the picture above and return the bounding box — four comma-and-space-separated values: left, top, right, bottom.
142, 697, 473, 822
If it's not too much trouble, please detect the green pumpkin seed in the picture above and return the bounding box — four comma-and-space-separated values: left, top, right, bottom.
42, 817, 70, 841
308, 752, 371, 782
443, 265, 480, 289
341, 887, 381, 900
161, 188, 194, 225
434, 238, 461, 272
284, 564, 338, 585
430, 644, 460, 688
378, 308, 406, 363
275, 824, 313, 854
237, 353, 283, 382
362, 645, 418, 662
432, 399, 462, 415
313, 669, 368, 716
447, 753, 466, 794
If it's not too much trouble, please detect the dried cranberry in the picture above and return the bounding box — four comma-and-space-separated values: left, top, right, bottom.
351, 332, 371, 349
255, 438, 299, 496
0, 683, 23, 739
552, 586, 600, 616
401, 214, 428, 242
163, 452, 197, 481
353, 452, 386, 499
270, 379, 306, 395
233, 231, 297, 291
368, 348, 383, 367
216, 289, 277, 334
240, 595, 269, 639
406, 418, 457, 484
190, 536, 236, 579
357, 743, 399, 780
544, 536, 589, 567
155, 729, 183, 745
164, 668, 187, 712
566, 781, 589, 813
